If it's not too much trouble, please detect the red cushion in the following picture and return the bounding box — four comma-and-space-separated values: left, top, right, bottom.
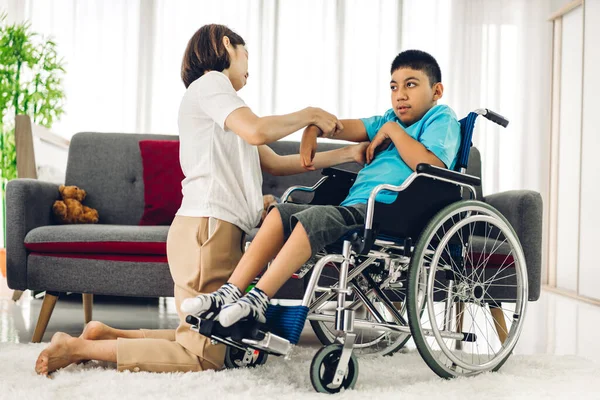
30, 252, 168, 263
138, 140, 184, 225
25, 241, 166, 255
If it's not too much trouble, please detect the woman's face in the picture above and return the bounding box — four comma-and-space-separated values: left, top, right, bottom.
226, 44, 249, 91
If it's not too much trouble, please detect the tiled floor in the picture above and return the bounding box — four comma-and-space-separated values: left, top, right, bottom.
1, 276, 599, 363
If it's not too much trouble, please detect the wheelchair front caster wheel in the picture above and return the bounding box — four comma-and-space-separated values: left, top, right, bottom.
224, 347, 268, 369
310, 344, 359, 393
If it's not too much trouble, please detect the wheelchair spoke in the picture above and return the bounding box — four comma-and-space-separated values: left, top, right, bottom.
407, 201, 528, 378
476, 234, 507, 271
483, 255, 516, 287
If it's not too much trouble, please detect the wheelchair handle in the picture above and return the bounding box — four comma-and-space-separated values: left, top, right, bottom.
481, 108, 509, 128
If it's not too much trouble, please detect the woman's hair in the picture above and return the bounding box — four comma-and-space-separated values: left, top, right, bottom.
181, 24, 246, 88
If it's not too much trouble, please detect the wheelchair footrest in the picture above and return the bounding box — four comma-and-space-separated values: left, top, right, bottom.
186, 315, 266, 342
186, 314, 294, 357
264, 304, 309, 345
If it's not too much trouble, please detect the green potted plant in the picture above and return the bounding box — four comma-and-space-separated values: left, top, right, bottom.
0, 13, 66, 276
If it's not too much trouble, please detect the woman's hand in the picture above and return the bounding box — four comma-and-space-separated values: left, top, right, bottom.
300, 125, 319, 170
310, 107, 343, 137
366, 126, 393, 164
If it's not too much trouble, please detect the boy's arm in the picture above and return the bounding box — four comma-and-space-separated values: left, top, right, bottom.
300, 119, 369, 170
366, 121, 446, 170
258, 142, 368, 176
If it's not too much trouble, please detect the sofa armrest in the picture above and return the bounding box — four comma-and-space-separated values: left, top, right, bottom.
484, 190, 543, 301
6, 178, 60, 290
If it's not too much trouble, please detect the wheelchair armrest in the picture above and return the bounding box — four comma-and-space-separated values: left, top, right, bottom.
322, 167, 358, 180
280, 176, 329, 203
281, 167, 358, 205
416, 163, 481, 187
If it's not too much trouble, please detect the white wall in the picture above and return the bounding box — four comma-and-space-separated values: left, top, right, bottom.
555, 6, 583, 293
551, 0, 600, 301
578, 0, 600, 300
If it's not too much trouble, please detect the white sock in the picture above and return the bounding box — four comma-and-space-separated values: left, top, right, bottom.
219, 287, 269, 327
180, 283, 242, 320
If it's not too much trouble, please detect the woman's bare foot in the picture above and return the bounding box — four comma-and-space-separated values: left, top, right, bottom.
80, 321, 117, 340
35, 332, 82, 376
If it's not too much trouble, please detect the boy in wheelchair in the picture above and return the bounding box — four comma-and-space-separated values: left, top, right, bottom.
181, 49, 461, 329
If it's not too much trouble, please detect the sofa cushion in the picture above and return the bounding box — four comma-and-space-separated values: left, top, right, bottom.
65, 132, 178, 225
24, 225, 169, 255
138, 140, 185, 225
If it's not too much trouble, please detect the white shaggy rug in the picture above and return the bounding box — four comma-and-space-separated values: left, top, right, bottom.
1, 343, 599, 400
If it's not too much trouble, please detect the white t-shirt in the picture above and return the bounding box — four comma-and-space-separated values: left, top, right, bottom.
176, 71, 263, 233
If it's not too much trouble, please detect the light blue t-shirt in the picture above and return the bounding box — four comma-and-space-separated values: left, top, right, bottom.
340, 104, 461, 206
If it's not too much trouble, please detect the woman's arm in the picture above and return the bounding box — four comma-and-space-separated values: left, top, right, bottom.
258, 142, 368, 176
299, 121, 369, 170
303, 120, 369, 142
224, 107, 342, 146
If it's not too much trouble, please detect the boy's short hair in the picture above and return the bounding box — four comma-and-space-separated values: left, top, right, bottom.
390, 50, 442, 86
181, 24, 245, 88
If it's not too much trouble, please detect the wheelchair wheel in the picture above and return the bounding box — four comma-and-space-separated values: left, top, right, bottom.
223, 346, 268, 369
309, 261, 411, 356
407, 200, 528, 378
310, 344, 359, 393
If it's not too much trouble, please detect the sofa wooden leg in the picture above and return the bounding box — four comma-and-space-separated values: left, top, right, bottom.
32, 292, 59, 343
490, 304, 509, 344
11, 290, 24, 302
83, 293, 93, 324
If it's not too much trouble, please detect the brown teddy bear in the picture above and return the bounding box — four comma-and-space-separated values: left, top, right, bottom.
53, 185, 100, 224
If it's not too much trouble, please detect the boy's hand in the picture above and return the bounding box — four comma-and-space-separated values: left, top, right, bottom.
366, 130, 392, 164
300, 125, 319, 170
349, 142, 369, 166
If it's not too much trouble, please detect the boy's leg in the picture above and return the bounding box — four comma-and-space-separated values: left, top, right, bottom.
182, 204, 311, 317
254, 222, 311, 297
227, 208, 286, 290
220, 204, 366, 326
257, 204, 366, 296
218, 222, 312, 327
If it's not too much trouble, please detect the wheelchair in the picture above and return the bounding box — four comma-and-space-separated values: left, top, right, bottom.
186, 108, 534, 393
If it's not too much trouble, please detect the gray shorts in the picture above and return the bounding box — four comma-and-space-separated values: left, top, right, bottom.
270, 203, 367, 257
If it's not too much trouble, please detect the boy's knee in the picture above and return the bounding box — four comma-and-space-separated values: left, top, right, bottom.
267, 207, 280, 219
291, 221, 312, 244
265, 207, 283, 226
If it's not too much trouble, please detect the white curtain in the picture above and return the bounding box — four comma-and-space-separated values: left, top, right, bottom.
3, 0, 401, 138
402, 0, 553, 197
148, 0, 401, 134
2, 0, 552, 195
4, 0, 142, 134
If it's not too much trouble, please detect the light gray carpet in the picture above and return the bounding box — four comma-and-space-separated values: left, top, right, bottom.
1, 343, 599, 399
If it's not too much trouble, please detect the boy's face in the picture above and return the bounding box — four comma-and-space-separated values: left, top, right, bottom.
390, 67, 443, 126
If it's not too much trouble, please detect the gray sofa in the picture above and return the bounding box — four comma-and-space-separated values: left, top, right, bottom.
6, 132, 542, 343
6, 133, 357, 341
